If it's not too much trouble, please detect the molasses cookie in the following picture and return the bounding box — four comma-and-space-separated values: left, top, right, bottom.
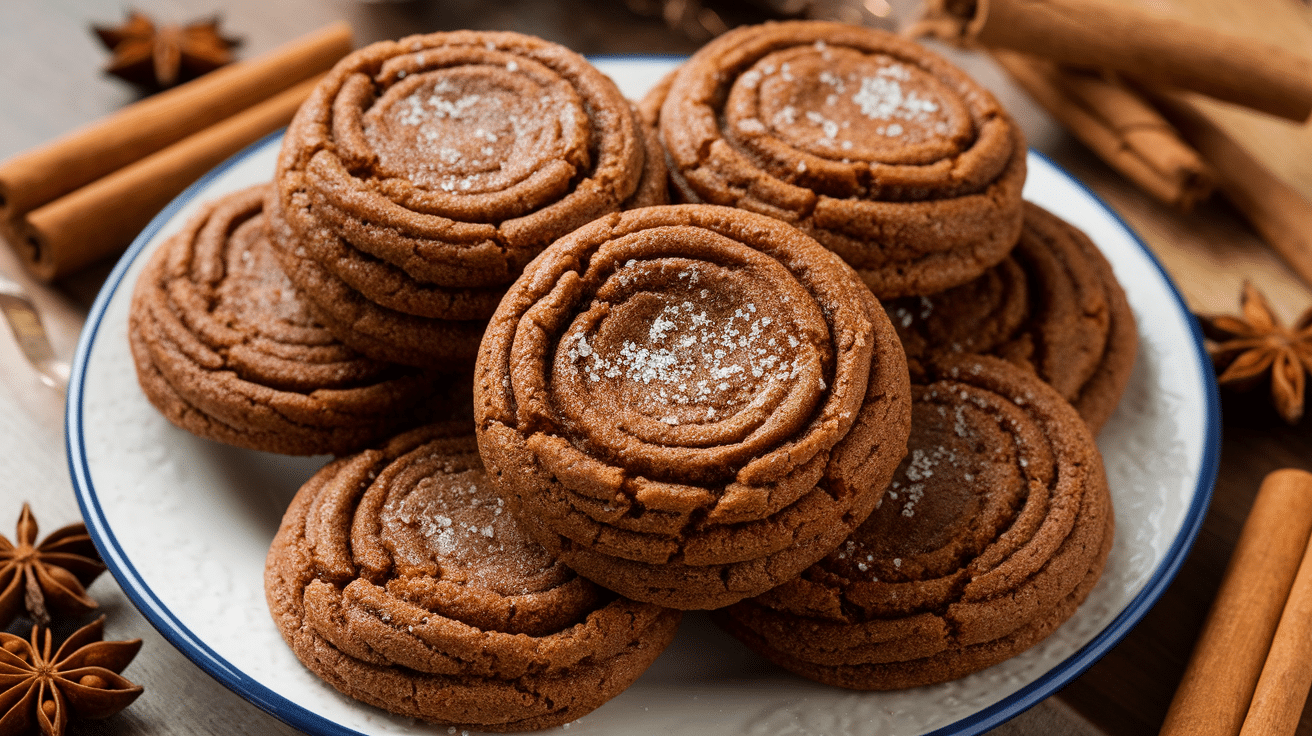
650, 21, 1026, 298
888, 203, 1137, 431
475, 204, 911, 609
265, 424, 680, 731
715, 354, 1113, 690
268, 30, 666, 366
129, 185, 450, 456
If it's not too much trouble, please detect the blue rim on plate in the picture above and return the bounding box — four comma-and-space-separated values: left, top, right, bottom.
66, 131, 1220, 736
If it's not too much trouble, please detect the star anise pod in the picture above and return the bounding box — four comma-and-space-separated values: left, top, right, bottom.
0, 505, 105, 628
93, 11, 240, 90
1199, 282, 1312, 424
0, 617, 143, 736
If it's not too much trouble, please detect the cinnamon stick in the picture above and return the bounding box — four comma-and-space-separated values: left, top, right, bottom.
990, 50, 1215, 210
1144, 89, 1312, 291
8, 76, 320, 281
0, 22, 351, 222
1239, 531, 1312, 736
915, 0, 1312, 121
1159, 469, 1312, 736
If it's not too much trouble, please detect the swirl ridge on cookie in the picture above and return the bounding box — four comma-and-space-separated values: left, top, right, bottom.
648, 21, 1026, 298
888, 203, 1137, 432
127, 184, 445, 456
267, 30, 667, 366
475, 204, 911, 610
715, 354, 1114, 689
265, 424, 680, 731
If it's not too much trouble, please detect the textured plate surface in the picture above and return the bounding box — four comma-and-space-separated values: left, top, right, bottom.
68, 58, 1218, 736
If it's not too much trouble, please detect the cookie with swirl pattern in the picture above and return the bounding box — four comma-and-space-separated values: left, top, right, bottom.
887, 203, 1137, 432
475, 204, 911, 610
714, 354, 1113, 689
647, 21, 1026, 299
265, 424, 680, 730
128, 185, 450, 456
268, 30, 667, 367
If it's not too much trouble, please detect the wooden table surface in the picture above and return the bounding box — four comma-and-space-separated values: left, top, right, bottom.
1, 0, 1310, 734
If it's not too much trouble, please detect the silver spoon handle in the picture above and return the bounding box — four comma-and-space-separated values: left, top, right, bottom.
0, 273, 70, 392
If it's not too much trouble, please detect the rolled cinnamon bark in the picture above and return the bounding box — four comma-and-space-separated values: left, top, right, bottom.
1145, 89, 1312, 290
1239, 532, 1312, 736
10, 77, 320, 281
1159, 469, 1312, 736
915, 0, 1312, 121
0, 22, 351, 223
990, 50, 1214, 210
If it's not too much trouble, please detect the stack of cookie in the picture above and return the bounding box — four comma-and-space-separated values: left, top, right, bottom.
265, 424, 681, 730
642, 21, 1136, 433
887, 202, 1138, 432
643, 21, 1027, 299
126, 20, 1140, 730
129, 33, 681, 731
128, 184, 450, 456
474, 204, 912, 610
642, 20, 1132, 691
264, 30, 668, 367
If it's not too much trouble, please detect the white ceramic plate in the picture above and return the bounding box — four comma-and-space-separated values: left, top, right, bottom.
68, 59, 1219, 736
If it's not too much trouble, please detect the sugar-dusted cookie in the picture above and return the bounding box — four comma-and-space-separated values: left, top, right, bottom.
265, 424, 680, 730
649, 21, 1026, 298
475, 204, 911, 609
128, 185, 450, 456
888, 202, 1137, 431
715, 354, 1113, 689
267, 30, 666, 367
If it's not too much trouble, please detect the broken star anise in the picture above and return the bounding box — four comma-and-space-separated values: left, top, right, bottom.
0, 505, 105, 628
93, 11, 239, 89
0, 617, 143, 736
1199, 282, 1312, 424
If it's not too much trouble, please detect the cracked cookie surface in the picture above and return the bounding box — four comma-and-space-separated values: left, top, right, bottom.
264, 424, 680, 730
474, 204, 911, 609
647, 21, 1026, 299
714, 354, 1113, 689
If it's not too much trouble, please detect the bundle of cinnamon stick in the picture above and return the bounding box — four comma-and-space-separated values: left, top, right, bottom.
0, 22, 353, 281
911, 0, 1312, 288
1159, 469, 1312, 736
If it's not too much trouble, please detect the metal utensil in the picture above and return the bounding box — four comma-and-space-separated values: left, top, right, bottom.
0, 272, 69, 391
